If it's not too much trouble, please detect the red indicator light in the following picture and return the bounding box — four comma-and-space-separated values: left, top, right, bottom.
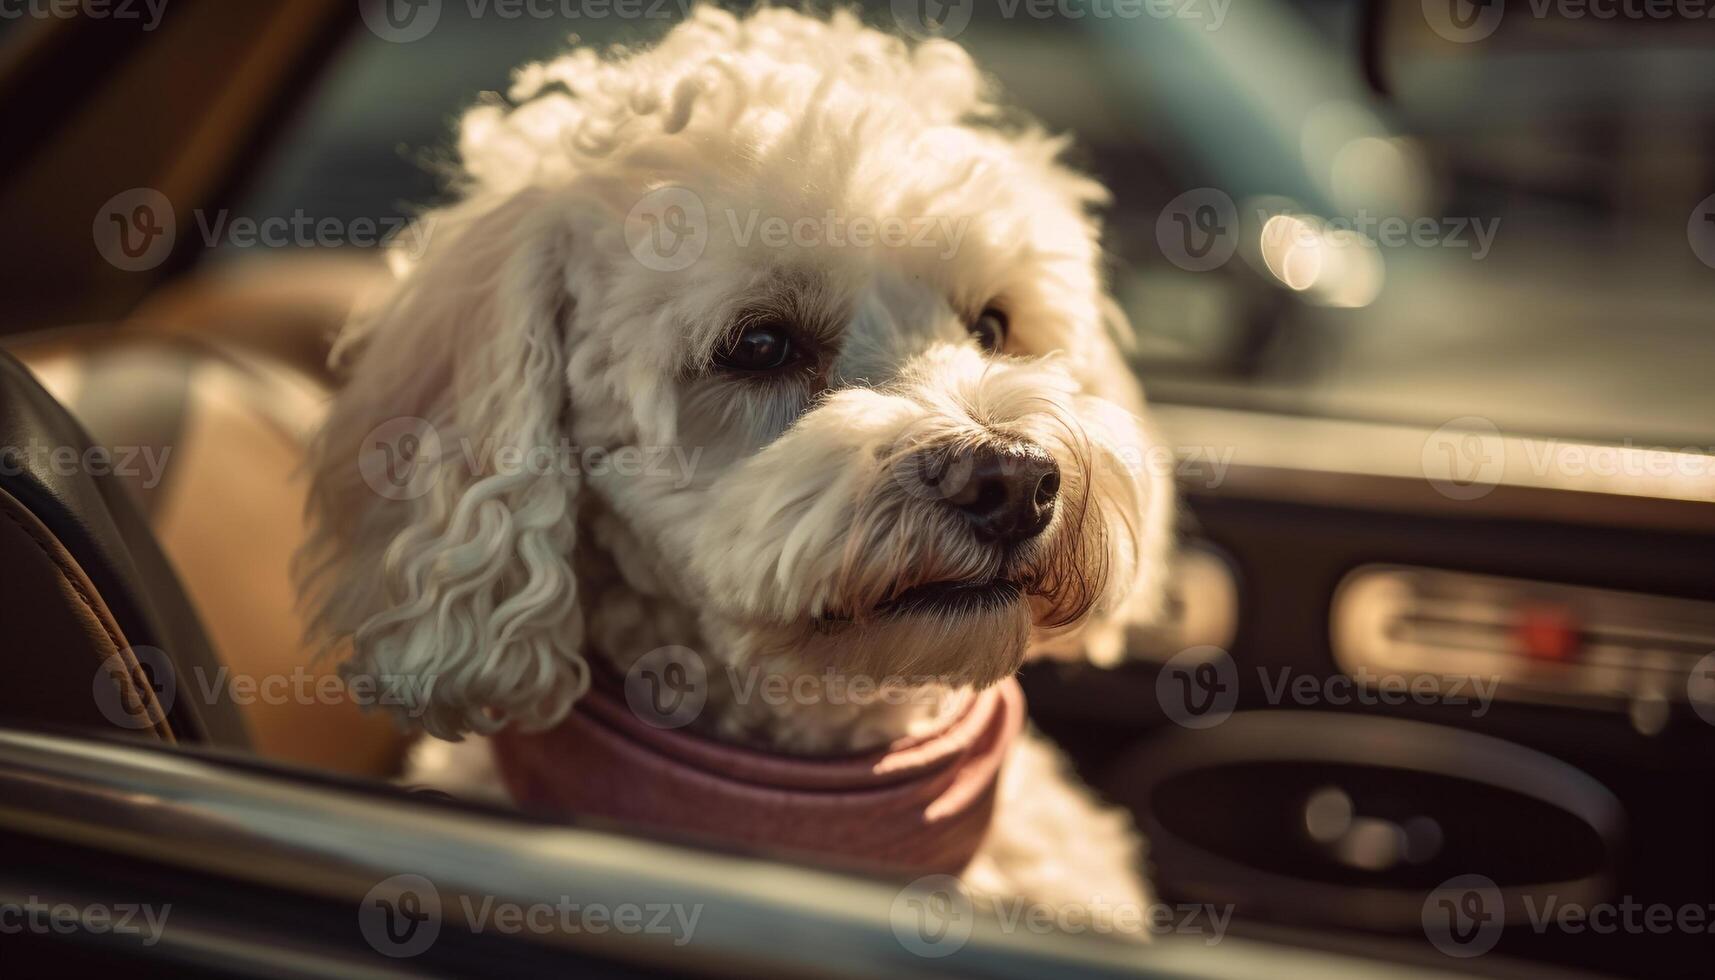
1514, 605, 1579, 662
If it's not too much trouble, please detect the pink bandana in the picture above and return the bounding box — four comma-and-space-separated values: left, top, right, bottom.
491, 676, 1025, 876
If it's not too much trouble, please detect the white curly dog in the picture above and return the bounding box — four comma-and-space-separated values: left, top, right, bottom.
298, 6, 1173, 934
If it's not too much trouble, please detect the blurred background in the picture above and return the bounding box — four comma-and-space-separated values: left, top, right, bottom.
1, 2, 1713, 978
11, 0, 1715, 437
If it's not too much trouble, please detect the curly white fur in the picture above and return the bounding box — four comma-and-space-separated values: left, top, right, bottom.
297, 4, 1171, 932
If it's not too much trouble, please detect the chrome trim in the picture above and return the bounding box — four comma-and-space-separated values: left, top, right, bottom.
1331, 565, 1715, 712
1157, 405, 1715, 532
0, 728, 1468, 979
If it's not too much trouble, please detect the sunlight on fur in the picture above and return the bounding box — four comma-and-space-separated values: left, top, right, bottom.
296, 5, 1174, 933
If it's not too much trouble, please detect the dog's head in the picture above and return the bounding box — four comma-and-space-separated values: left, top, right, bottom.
298, 7, 1173, 738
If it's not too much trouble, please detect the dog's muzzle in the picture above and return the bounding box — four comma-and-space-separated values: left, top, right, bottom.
914, 438, 1061, 546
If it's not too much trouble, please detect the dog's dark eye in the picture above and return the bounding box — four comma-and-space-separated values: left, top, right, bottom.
715, 321, 795, 372
969, 307, 1008, 353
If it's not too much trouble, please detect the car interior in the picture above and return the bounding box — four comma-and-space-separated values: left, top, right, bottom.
2, 1, 1712, 977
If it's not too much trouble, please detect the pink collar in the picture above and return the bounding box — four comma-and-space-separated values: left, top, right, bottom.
491, 676, 1025, 876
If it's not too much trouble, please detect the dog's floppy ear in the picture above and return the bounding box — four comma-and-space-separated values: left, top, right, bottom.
297, 187, 589, 739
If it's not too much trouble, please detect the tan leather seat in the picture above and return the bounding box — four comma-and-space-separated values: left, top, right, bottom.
9, 322, 407, 776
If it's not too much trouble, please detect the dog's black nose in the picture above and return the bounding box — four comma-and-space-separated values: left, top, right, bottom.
937, 442, 1059, 544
